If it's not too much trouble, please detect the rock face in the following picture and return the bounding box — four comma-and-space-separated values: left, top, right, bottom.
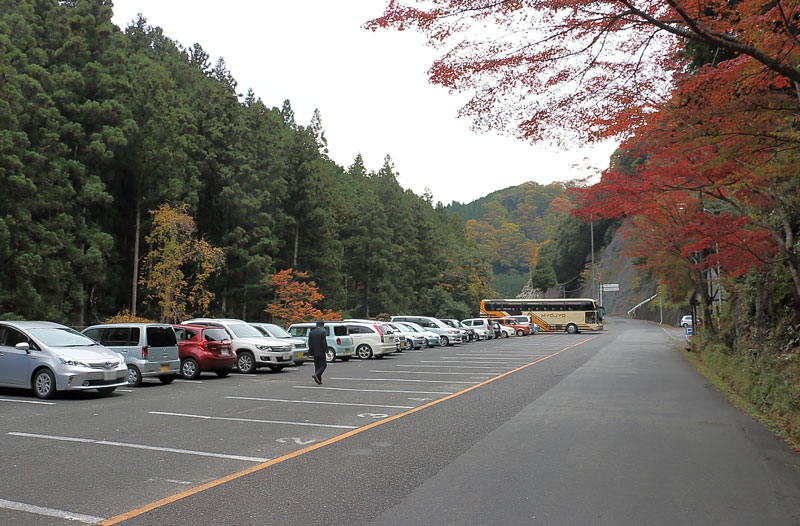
516, 223, 684, 325
582, 224, 683, 325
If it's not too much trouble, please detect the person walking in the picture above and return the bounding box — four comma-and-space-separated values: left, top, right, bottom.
308, 320, 327, 385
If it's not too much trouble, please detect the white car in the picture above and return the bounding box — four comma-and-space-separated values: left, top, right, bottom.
250, 322, 307, 365
343, 322, 397, 359
0, 321, 128, 399
394, 321, 441, 348
183, 318, 295, 373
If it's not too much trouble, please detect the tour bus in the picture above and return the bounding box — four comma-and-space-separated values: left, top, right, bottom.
479, 298, 603, 334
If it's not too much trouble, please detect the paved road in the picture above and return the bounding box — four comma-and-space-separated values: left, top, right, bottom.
0, 318, 798, 525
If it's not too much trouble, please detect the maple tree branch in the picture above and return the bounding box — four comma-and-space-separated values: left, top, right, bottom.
616, 0, 800, 84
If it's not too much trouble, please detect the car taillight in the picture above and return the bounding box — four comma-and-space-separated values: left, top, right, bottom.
374, 325, 384, 343
336, 337, 341, 345
142, 345, 148, 359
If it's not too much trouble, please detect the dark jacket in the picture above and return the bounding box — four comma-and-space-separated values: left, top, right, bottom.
308, 326, 327, 358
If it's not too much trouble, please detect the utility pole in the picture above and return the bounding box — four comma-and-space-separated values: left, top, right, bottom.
590, 214, 595, 300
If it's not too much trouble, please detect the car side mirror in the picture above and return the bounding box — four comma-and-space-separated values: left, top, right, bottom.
15, 342, 31, 353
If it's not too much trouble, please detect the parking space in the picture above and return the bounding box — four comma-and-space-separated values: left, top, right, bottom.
0, 333, 597, 525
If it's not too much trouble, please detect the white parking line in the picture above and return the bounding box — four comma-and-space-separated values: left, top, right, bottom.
7, 432, 269, 462
117, 389, 135, 392
395, 364, 507, 370
369, 370, 492, 376
293, 386, 454, 395
174, 379, 202, 384
149, 411, 358, 430
329, 377, 479, 384
0, 498, 104, 524
0, 398, 55, 405
226, 396, 414, 409
434, 360, 529, 365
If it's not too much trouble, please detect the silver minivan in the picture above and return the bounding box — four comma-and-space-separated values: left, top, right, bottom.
0, 321, 128, 399
82, 323, 180, 386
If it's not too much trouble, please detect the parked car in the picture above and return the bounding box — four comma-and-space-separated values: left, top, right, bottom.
461, 318, 494, 339
390, 316, 463, 346
680, 315, 702, 328
287, 322, 354, 362
82, 323, 180, 386
394, 321, 441, 348
344, 321, 397, 359
492, 317, 531, 336
441, 319, 476, 342
509, 315, 535, 333
386, 322, 425, 350
0, 321, 128, 399
183, 318, 294, 374
491, 321, 513, 338
250, 322, 307, 365
172, 324, 236, 379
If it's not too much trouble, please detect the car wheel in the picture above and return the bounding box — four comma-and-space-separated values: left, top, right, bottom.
127, 365, 143, 387
33, 369, 56, 399
237, 351, 256, 373
441, 336, 449, 346
97, 387, 116, 396
516, 329, 525, 336
159, 374, 176, 384
325, 347, 336, 363
503, 331, 509, 338
215, 370, 230, 377
269, 365, 285, 372
356, 344, 373, 359
566, 324, 579, 334
681, 323, 688, 328
181, 358, 201, 379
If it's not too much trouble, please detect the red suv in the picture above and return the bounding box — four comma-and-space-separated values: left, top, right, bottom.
172, 324, 236, 379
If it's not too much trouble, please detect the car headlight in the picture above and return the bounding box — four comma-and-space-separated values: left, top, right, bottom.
58, 357, 90, 368
255, 345, 272, 351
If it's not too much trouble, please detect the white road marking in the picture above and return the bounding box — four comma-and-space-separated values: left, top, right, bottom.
149, 411, 358, 430
117, 389, 135, 392
0, 398, 55, 405
329, 377, 479, 384
226, 396, 414, 409
369, 370, 492, 376
395, 364, 507, 370
434, 360, 529, 365
294, 386, 453, 395
174, 379, 203, 383
8, 432, 270, 462
146, 477, 194, 485
0, 498, 104, 524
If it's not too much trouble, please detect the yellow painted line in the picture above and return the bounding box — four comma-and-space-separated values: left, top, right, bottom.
100, 335, 599, 525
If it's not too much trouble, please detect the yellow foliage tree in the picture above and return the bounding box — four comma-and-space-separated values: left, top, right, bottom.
140, 204, 225, 323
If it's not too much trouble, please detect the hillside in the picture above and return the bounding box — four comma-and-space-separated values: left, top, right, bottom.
447, 182, 573, 297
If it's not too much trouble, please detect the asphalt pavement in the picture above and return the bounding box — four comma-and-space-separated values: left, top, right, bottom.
1, 318, 798, 525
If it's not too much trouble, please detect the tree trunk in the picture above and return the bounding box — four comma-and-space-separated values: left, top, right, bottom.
132, 206, 141, 317
293, 223, 299, 268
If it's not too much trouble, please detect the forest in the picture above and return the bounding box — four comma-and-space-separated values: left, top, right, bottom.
0, 0, 502, 326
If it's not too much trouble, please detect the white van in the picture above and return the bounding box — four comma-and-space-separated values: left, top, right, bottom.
391, 316, 463, 346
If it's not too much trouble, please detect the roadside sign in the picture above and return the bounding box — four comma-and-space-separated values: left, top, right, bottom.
685, 326, 692, 341
602, 283, 620, 292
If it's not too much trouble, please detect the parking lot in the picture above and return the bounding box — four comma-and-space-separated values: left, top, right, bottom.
0, 333, 598, 525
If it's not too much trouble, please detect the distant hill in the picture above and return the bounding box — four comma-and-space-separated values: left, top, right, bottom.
447, 182, 573, 297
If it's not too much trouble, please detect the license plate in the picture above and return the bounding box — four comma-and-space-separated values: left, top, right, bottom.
297, 352, 304, 359
344, 348, 351, 354
160, 364, 169, 371
221, 349, 229, 355
104, 371, 115, 381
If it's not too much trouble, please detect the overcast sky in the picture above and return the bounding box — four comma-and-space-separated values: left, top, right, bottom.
111, 0, 618, 205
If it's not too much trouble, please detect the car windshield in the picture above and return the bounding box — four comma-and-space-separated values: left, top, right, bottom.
398, 323, 417, 333
227, 323, 264, 338
263, 324, 291, 338
29, 328, 98, 347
